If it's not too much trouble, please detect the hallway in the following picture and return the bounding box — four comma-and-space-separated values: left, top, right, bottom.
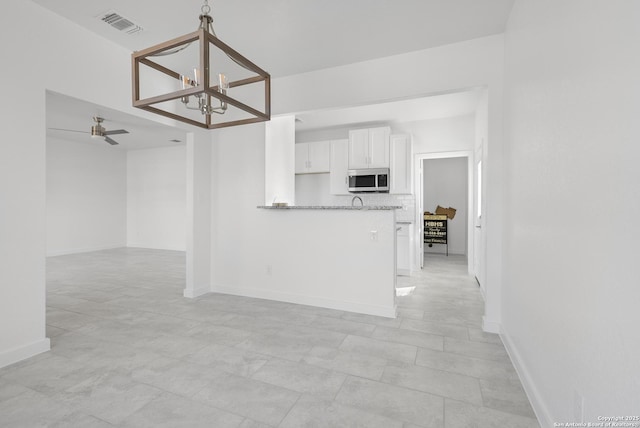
0, 249, 539, 427
398, 254, 538, 424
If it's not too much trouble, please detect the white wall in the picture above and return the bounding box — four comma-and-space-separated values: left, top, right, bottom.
46, 138, 126, 256
294, 173, 334, 206
503, 0, 640, 424
400, 114, 475, 154
423, 157, 467, 255
265, 116, 295, 205
0, 0, 158, 368
127, 146, 187, 251
185, 132, 213, 298
211, 123, 265, 292
47, 141, 186, 256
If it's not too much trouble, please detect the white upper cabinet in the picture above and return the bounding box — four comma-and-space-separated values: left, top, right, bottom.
348, 127, 390, 169
348, 129, 369, 169
295, 141, 331, 174
330, 139, 350, 195
368, 127, 391, 168
295, 143, 309, 174
390, 134, 412, 194
308, 141, 331, 172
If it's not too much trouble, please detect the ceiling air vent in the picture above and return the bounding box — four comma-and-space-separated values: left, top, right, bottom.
99, 10, 143, 35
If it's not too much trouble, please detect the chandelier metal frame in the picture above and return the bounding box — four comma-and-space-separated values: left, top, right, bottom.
131, 3, 270, 129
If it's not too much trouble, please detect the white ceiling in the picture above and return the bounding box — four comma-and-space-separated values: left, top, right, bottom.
36, 0, 512, 146
31, 0, 514, 78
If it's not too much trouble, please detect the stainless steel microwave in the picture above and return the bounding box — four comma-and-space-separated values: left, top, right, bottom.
348, 168, 389, 193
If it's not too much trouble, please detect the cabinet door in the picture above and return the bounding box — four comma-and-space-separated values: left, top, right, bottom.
397, 224, 410, 276
295, 143, 309, 174
330, 139, 350, 195
390, 134, 412, 194
368, 127, 390, 168
348, 129, 369, 169
307, 141, 331, 173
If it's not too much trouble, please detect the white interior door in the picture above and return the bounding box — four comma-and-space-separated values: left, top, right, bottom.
473, 147, 486, 288
417, 162, 424, 269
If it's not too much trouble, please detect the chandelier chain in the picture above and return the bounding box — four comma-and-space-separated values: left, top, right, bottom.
149, 0, 251, 72
201, 0, 211, 15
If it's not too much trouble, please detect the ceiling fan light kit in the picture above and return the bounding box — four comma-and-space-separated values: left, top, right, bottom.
131, 0, 270, 130
89, 117, 129, 145
90, 117, 106, 138
49, 116, 129, 146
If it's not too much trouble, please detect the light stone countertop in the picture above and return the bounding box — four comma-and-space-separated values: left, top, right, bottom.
257, 205, 402, 210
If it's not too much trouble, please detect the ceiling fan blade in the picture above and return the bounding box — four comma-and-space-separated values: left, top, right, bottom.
104, 129, 129, 135
104, 136, 119, 146
48, 127, 88, 134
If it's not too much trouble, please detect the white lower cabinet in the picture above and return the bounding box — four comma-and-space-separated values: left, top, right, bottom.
329, 139, 350, 195
397, 223, 413, 276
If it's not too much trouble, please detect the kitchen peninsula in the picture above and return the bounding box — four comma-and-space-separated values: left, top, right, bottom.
247, 205, 401, 317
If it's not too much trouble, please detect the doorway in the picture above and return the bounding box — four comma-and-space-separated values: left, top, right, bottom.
414, 151, 475, 276
422, 157, 468, 257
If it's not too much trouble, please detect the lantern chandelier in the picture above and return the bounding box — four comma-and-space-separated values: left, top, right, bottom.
131, 0, 270, 129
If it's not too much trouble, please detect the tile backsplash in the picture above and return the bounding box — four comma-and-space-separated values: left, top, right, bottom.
295, 173, 415, 222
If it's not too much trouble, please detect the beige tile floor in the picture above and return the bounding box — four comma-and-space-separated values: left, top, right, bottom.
0, 248, 540, 427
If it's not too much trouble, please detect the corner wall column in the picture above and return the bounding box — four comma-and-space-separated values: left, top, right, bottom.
185, 131, 212, 298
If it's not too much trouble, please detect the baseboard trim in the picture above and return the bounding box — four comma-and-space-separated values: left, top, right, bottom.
482, 316, 502, 334
0, 338, 51, 369
501, 327, 551, 428
211, 284, 397, 318
183, 286, 210, 299
127, 244, 187, 252
46, 244, 123, 257
423, 250, 466, 256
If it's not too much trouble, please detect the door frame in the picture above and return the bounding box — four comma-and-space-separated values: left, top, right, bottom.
473, 142, 486, 291
414, 151, 474, 275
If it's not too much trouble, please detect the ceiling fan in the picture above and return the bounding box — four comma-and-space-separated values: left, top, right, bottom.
49, 116, 129, 145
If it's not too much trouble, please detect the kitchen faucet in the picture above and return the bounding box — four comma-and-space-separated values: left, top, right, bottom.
351, 196, 363, 207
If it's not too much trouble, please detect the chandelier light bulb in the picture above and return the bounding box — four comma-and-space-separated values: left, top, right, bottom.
218, 73, 228, 91
193, 68, 201, 86
181, 75, 191, 90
